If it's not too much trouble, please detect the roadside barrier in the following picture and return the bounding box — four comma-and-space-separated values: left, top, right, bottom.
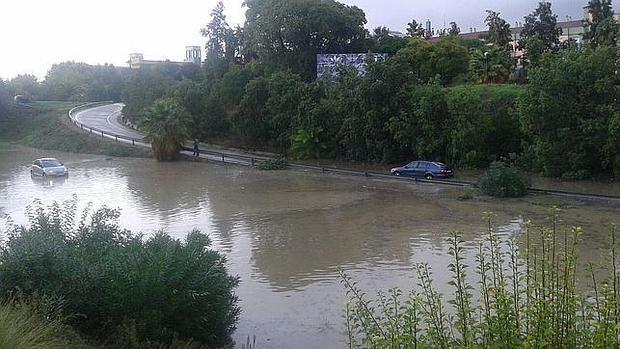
68, 102, 146, 147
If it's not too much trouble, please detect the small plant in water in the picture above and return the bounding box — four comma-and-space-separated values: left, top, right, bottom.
341, 209, 620, 348
258, 157, 288, 170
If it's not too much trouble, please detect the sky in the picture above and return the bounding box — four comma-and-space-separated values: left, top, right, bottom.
0, 0, 616, 80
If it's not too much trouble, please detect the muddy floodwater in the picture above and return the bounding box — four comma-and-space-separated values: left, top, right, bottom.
1, 145, 619, 348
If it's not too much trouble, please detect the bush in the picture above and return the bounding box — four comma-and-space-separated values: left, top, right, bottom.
478, 161, 529, 197
0, 199, 239, 347
258, 157, 288, 170
342, 212, 620, 348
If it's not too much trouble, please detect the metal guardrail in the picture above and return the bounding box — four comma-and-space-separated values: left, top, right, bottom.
70, 103, 620, 203
68, 102, 146, 146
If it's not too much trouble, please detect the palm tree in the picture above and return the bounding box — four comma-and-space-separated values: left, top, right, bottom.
140, 98, 190, 161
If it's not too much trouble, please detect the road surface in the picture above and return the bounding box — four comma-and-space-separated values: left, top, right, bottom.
73, 103, 144, 141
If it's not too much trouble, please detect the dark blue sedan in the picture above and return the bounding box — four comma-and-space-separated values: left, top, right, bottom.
390, 161, 454, 179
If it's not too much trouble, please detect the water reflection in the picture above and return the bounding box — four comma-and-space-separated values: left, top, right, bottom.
30, 174, 68, 188
0, 145, 619, 348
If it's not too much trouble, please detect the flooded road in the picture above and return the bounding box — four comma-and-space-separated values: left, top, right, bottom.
1, 145, 619, 348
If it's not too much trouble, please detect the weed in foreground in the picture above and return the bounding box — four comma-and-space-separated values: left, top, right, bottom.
342, 209, 619, 348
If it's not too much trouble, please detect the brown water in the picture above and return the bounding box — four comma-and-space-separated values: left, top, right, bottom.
1, 145, 619, 348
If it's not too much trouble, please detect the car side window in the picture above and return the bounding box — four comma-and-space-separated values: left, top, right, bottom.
407, 161, 417, 168
419, 162, 428, 169
34, 160, 40, 167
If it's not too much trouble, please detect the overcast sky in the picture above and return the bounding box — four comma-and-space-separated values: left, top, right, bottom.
1, 0, 616, 80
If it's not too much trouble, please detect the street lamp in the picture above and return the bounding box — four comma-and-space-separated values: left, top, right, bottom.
484, 51, 489, 83
566, 15, 572, 48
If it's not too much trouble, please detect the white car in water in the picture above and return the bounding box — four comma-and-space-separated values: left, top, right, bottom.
31, 158, 68, 177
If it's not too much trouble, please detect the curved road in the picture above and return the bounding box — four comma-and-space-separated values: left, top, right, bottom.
73, 103, 144, 141
72, 103, 263, 166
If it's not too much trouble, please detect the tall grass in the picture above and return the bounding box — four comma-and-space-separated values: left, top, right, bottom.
342, 209, 619, 348
0, 298, 87, 349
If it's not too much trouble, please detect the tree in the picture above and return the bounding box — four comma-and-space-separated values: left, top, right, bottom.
431, 38, 470, 85
520, 2, 561, 52
8, 74, 39, 99
518, 48, 618, 178
140, 98, 190, 161
121, 65, 180, 122
371, 26, 406, 55
201, 1, 231, 60
448, 22, 460, 36
584, 0, 619, 47
242, 0, 369, 80
0, 79, 11, 118
43, 62, 127, 102
485, 10, 512, 48
406, 19, 425, 38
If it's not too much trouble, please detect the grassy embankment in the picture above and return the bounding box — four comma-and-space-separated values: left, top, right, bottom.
0, 300, 90, 349
0, 101, 150, 157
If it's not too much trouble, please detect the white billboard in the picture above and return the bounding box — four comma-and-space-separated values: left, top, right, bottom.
316, 53, 388, 79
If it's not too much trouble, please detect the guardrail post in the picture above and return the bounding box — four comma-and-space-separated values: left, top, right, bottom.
115, 136, 118, 141
222, 154, 225, 162
132, 139, 135, 146
89, 128, 92, 134
364, 171, 369, 177
101, 131, 104, 137
322, 167, 325, 173
251, 158, 255, 166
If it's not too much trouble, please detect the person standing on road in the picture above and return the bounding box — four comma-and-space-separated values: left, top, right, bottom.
193, 139, 200, 157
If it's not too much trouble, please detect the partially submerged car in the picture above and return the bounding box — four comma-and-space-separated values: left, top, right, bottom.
31, 158, 68, 177
390, 161, 453, 179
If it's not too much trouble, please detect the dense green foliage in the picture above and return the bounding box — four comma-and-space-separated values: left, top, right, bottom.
584, 0, 619, 48
0, 199, 240, 347
3, 63, 129, 103
8, 74, 40, 100
478, 161, 529, 197
519, 2, 561, 53
518, 47, 619, 178
42, 62, 128, 102
0, 80, 11, 118
243, 0, 369, 80
343, 212, 620, 348
116, 0, 619, 178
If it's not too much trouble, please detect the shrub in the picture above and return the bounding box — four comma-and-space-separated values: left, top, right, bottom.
290, 127, 325, 160
478, 161, 529, 197
0, 199, 239, 347
257, 157, 288, 170
342, 211, 620, 348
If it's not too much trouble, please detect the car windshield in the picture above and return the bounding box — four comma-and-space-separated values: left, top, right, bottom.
40, 159, 62, 168
432, 162, 447, 168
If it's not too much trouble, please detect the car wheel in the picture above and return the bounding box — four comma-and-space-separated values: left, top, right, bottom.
424, 173, 433, 180
393, 171, 401, 176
